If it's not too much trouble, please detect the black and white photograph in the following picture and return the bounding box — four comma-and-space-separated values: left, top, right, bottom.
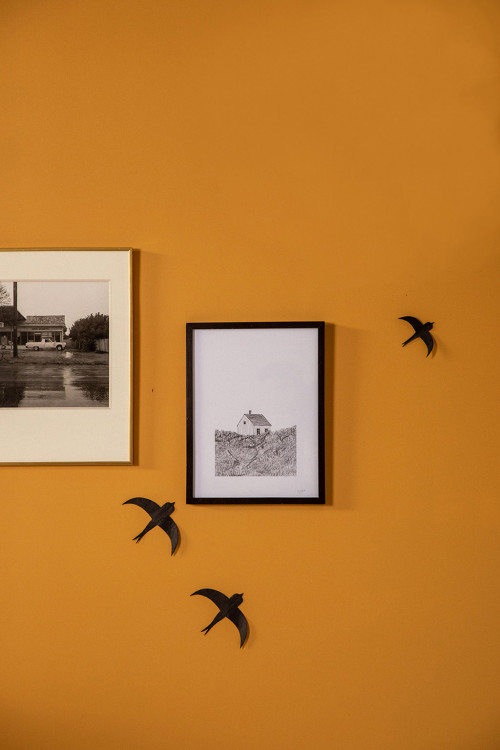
0, 280, 110, 408
0, 248, 132, 464
187, 322, 325, 504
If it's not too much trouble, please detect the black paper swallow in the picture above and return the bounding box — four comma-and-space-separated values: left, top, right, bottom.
191, 588, 248, 647
123, 497, 179, 555
399, 316, 435, 357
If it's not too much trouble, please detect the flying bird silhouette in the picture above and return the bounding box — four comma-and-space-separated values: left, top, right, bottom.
191, 588, 248, 647
123, 497, 179, 555
399, 316, 435, 357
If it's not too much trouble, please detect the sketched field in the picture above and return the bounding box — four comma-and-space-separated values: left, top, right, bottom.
215, 426, 297, 476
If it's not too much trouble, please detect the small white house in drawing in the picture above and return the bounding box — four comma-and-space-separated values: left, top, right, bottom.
237, 410, 272, 436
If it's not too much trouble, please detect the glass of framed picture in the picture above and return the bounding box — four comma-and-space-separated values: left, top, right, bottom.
187, 322, 325, 504
0, 248, 132, 464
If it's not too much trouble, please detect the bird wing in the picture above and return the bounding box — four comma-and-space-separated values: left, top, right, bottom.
421, 331, 434, 357
123, 497, 160, 518
399, 316, 423, 332
158, 516, 179, 555
227, 607, 248, 648
191, 588, 229, 609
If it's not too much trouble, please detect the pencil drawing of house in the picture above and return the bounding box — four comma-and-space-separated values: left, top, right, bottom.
237, 410, 272, 436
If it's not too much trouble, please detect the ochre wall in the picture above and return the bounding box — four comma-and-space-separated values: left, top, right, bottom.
1, 2, 499, 748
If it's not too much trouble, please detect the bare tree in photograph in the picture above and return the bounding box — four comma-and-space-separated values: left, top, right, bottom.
0, 282, 11, 305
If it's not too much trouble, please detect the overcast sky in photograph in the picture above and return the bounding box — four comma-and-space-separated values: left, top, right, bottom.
0, 280, 109, 330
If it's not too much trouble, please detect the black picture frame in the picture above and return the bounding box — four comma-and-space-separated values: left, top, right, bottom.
186, 321, 325, 504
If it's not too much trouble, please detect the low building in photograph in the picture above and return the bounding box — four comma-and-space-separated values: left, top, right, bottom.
237, 410, 272, 436
0, 306, 66, 346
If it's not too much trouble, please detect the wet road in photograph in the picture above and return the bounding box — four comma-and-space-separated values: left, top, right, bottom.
0, 364, 109, 407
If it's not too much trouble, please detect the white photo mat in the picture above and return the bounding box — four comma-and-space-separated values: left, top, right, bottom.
0, 248, 132, 464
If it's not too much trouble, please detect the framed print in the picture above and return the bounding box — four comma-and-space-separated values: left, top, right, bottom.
0, 248, 132, 464
187, 322, 325, 504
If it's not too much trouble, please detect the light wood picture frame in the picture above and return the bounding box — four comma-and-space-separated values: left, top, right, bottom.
0, 248, 133, 464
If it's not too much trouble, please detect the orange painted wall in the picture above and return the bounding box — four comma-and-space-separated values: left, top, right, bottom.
1, 2, 499, 748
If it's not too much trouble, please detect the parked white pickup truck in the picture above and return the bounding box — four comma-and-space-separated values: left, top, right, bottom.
25, 338, 66, 351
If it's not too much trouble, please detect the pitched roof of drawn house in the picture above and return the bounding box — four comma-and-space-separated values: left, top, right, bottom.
0, 306, 26, 322
242, 413, 271, 426
23, 315, 65, 326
